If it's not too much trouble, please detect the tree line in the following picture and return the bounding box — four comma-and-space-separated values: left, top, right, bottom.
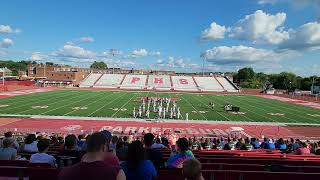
233, 67, 320, 91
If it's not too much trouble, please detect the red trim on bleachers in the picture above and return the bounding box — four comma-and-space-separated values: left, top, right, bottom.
145, 75, 149, 89
169, 75, 174, 90
214, 76, 225, 91
119, 74, 127, 88
192, 75, 201, 92
93, 73, 104, 86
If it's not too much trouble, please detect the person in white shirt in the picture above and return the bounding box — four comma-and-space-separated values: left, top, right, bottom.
23, 134, 38, 153
30, 138, 57, 167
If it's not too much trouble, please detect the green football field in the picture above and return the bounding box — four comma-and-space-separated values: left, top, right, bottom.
0, 89, 319, 124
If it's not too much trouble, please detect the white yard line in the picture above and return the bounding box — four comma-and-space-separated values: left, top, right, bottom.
111, 92, 139, 118
180, 95, 207, 120
0, 91, 75, 112
199, 95, 250, 122
38, 92, 102, 115
87, 92, 128, 117
233, 96, 297, 123
248, 96, 320, 123
63, 92, 114, 116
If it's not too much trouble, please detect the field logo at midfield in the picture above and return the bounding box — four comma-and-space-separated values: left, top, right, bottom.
268, 113, 285, 116
307, 114, 320, 117
60, 125, 82, 131
0, 104, 9, 107
72, 107, 88, 110
32, 105, 48, 109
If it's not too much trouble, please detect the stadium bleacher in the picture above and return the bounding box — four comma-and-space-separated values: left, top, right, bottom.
146, 75, 172, 91
79, 73, 102, 88
120, 74, 148, 89
94, 74, 124, 88
79, 73, 239, 92
171, 76, 198, 91
194, 76, 224, 92
216, 76, 238, 92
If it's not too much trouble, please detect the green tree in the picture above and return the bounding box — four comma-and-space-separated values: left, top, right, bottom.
237, 67, 255, 82
90, 61, 108, 69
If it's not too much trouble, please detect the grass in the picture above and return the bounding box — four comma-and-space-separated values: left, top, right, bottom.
0, 89, 319, 124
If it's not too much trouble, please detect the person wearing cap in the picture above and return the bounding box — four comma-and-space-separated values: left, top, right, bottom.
0, 138, 17, 160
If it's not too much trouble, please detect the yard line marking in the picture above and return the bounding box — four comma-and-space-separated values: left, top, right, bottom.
221, 95, 271, 122
0, 90, 71, 108
87, 92, 128, 117
206, 94, 254, 122
0, 91, 75, 112
180, 95, 207, 120
245, 96, 320, 123
235, 96, 298, 123
63, 92, 114, 116
195, 94, 233, 121
111, 92, 140, 118
17, 91, 97, 115
38, 92, 102, 115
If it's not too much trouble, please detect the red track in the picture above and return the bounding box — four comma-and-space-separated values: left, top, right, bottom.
0, 118, 319, 140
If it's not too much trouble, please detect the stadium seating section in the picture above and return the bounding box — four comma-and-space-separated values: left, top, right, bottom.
1, 144, 320, 180
80, 73, 239, 92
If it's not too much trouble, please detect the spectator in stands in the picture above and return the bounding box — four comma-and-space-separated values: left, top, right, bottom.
240, 138, 253, 150
236, 138, 245, 149
81, 134, 91, 151
82, 130, 120, 167
21, 134, 38, 153
59, 134, 83, 164
109, 136, 119, 153
77, 134, 86, 150
121, 140, 157, 180
295, 142, 311, 155
275, 138, 287, 151
0, 132, 19, 149
144, 133, 163, 168
151, 138, 166, 149
30, 138, 57, 167
182, 159, 204, 180
58, 132, 126, 180
0, 138, 17, 160
226, 138, 236, 150
261, 138, 275, 150
292, 139, 301, 151
116, 138, 128, 162
167, 138, 195, 168
250, 138, 260, 149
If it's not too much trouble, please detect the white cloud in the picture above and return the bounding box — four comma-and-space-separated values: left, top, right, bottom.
102, 49, 123, 57
131, 48, 148, 57
53, 44, 96, 59
78, 37, 94, 43
30, 52, 47, 61
257, 0, 279, 5
279, 22, 320, 50
201, 22, 228, 40
229, 10, 289, 45
0, 25, 20, 34
149, 51, 161, 56
201, 45, 297, 64
0, 38, 13, 48
66, 37, 95, 45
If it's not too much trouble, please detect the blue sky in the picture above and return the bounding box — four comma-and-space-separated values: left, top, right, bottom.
0, 0, 319, 76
